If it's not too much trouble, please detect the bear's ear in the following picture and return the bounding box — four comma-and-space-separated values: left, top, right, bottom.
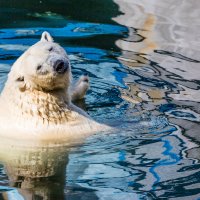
15, 76, 26, 92
41, 31, 54, 42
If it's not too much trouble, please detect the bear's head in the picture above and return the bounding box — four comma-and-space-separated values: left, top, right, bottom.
9, 32, 71, 92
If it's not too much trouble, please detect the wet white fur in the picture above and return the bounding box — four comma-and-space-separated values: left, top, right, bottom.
0, 32, 110, 142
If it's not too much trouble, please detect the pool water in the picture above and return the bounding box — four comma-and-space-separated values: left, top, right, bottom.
0, 0, 200, 199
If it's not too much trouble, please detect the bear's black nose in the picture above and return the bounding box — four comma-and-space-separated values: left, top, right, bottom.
54, 60, 68, 74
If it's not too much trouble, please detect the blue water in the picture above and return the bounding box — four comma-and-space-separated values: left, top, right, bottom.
0, 1, 200, 199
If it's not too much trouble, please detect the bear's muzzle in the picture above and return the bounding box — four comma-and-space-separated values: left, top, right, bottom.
53, 60, 68, 74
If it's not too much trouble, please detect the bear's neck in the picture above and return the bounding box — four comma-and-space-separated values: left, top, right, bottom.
5, 88, 74, 123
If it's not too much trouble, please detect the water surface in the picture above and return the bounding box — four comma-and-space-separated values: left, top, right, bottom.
0, 0, 200, 199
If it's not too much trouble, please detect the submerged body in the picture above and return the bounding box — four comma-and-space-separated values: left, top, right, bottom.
0, 32, 109, 141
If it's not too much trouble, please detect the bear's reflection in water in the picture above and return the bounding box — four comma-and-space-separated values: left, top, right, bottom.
0, 138, 72, 200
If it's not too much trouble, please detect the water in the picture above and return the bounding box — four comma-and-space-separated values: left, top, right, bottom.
0, 0, 200, 199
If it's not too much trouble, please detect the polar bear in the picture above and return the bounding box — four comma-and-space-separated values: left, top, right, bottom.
0, 32, 110, 141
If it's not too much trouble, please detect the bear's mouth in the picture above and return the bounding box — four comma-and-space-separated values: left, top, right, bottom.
38, 70, 49, 76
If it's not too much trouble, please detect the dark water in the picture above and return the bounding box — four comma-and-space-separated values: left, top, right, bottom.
0, 0, 200, 199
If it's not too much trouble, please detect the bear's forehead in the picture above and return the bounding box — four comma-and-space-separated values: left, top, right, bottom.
29, 42, 65, 54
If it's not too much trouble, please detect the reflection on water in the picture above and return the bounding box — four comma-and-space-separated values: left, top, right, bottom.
0, 139, 69, 199
0, 0, 200, 199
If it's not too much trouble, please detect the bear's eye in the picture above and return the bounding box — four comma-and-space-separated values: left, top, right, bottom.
48, 47, 53, 51
37, 65, 42, 70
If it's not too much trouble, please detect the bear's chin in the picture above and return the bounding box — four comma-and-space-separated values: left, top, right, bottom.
33, 82, 69, 92
41, 85, 68, 92
27, 74, 70, 92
